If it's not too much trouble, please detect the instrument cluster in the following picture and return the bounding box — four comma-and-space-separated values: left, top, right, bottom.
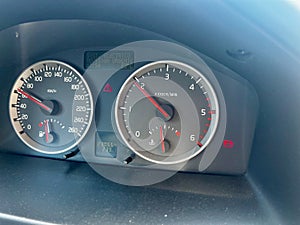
0, 20, 258, 179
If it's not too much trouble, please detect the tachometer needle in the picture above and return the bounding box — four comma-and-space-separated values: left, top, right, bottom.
17, 88, 52, 113
159, 126, 165, 153
134, 81, 171, 120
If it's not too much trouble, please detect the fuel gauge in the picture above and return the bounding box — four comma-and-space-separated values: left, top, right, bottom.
37, 119, 66, 145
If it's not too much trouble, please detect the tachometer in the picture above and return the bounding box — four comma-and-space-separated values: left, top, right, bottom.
115, 60, 219, 164
9, 60, 93, 154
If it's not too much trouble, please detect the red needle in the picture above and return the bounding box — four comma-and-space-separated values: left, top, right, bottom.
160, 126, 165, 153
17, 88, 52, 112
44, 120, 49, 143
134, 81, 170, 119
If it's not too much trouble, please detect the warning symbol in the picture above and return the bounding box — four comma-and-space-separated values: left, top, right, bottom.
103, 83, 113, 93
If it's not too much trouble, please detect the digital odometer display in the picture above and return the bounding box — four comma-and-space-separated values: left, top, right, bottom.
84, 51, 134, 70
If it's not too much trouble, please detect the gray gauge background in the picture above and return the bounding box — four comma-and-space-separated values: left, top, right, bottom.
115, 60, 219, 165
9, 60, 93, 154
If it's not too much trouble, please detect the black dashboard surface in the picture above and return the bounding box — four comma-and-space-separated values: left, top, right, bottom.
0, 153, 273, 225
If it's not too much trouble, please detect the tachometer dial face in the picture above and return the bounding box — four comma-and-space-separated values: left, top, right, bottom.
9, 60, 93, 154
115, 61, 219, 164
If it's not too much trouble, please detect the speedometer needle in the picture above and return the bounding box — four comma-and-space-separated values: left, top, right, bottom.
134, 81, 171, 120
17, 88, 52, 113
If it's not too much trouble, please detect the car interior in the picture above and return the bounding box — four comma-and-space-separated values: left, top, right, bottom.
0, 1, 299, 224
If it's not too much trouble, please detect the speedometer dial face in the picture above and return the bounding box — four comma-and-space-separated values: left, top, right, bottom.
9, 60, 93, 154
115, 61, 219, 164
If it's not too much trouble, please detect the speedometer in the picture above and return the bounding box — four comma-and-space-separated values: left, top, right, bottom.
9, 60, 93, 154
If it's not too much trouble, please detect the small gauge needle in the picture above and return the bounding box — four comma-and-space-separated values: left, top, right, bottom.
44, 120, 54, 144
159, 126, 165, 153
134, 81, 171, 120
44, 120, 49, 143
17, 88, 52, 113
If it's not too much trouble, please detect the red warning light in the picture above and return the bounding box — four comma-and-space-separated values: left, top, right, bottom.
223, 140, 234, 149
103, 83, 113, 93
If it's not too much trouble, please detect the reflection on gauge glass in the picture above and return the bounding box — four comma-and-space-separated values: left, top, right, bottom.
115, 60, 219, 164
9, 60, 93, 154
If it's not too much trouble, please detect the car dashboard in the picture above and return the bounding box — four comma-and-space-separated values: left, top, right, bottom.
0, 1, 299, 225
